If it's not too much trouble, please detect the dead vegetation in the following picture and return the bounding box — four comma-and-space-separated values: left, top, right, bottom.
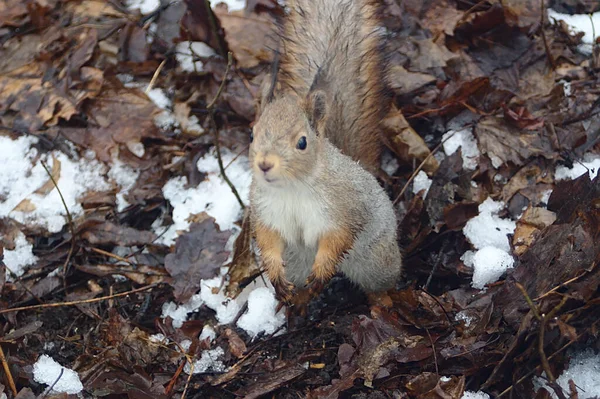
0, 0, 599, 398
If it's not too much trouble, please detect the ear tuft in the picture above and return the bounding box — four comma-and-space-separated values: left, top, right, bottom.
304, 90, 328, 135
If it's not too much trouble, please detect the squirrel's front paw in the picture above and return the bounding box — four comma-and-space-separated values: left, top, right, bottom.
305, 273, 328, 296
273, 279, 295, 303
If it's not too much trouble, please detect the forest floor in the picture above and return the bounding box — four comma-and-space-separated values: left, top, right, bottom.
1, 0, 600, 398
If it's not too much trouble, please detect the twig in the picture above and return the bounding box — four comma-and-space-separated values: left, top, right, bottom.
540, 0, 557, 70
515, 282, 541, 321
41, 160, 76, 283
89, 247, 135, 265
41, 368, 64, 398
0, 344, 17, 396
393, 131, 455, 205
145, 59, 167, 94
0, 284, 158, 314
207, 52, 246, 209
538, 296, 569, 399
424, 326, 439, 375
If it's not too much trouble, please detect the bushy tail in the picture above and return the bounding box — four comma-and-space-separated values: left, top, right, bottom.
274, 0, 389, 172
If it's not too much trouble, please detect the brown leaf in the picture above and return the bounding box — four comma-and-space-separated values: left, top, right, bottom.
60, 85, 161, 162
383, 106, 439, 174
387, 65, 436, 96
475, 116, 555, 168
235, 362, 306, 399
421, 1, 464, 37
503, 104, 544, 130
225, 209, 261, 297
224, 328, 247, 358
165, 217, 232, 302
215, 8, 276, 69
81, 222, 158, 247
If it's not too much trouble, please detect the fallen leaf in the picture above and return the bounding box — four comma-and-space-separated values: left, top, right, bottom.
165, 217, 232, 302
383, 106, 439, 174
81, 222, 158, 247
224, 328, 247, 358
215, 8, 276, 69
225, 209, 261, 297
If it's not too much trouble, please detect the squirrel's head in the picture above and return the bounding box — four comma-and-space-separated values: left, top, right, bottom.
249, 90, 328, 187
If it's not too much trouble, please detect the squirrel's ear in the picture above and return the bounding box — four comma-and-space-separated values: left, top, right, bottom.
304, 90, 328, 135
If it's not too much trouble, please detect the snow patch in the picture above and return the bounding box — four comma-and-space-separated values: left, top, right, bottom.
108, 158, 140, 212
0, 135, 110, 234
462, 198, 516, 289
413, 170, 432, 196
555, 153, 600, 181
442, 128, 480, 170
153, 148, 251, 246
237, 287, 286, 338
184, 347, 226, 374
125, 0, 160, 15
461, 391, 490, 399
547, 9, 600, 54
463, 246, 515, 289
33, 355, 83, 395
534, 349, 600, 399
176, 41, 216, 72
2, 232, 37, 281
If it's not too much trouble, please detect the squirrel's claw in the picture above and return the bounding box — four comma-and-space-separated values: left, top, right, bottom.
305, 274, 328, 296
273, 279, 295, 303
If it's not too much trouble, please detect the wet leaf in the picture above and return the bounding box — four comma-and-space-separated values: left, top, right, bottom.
165, 217, 232, 302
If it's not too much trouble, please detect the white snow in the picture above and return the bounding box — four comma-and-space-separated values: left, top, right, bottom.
147, 87, 177, 131
176, 41, 216, 73
213, 0, 246, 12
463, 246, 515, 289
0, 135, 110, 234
200, 325, 217, 342
461, 391, 490, 399
149, 333, 168, 344
237, 287, 286, 338
534, 349, 600, 399
32, 355, 83, 395
463, 198, 516, 252
555, 153, 600, 181
162, 276, 285, 338
147, 88, 171, 110
412, 170, 432, 196
442, 128, 480, 170
108, 158, 140, 212
381, 152, 399, 176
125, 0, 160, 15
2, 232, 38, 281
153, 148, 251, 246
455, 310, 473, 327
184, 347, 226, 374
161, 293, 204, 328
462, 198, 516, 289
548, 9, 600, 54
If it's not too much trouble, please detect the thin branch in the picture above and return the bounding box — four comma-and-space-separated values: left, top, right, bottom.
0, 284, 158, 314
515, 282, 541, 321
145, 58, 167, 94
393, 131, 455, 205
41, 160, 76, 283
207, 52, 246, 209
0, 345, 17, 396
540, 0, 556, 70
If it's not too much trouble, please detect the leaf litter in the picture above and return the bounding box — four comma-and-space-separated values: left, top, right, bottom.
1, 0, 600, 398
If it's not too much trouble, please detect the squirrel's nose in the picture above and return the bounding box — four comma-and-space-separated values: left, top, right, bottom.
258, 161, 273, 172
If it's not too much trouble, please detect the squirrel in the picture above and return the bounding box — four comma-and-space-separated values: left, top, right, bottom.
249, 0, 402, 303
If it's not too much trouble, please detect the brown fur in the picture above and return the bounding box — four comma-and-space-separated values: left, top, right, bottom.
273, 0, 389, 172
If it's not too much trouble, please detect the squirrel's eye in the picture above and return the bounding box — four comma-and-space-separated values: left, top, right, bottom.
296, 136, 307, 150
250, 131, 254, 143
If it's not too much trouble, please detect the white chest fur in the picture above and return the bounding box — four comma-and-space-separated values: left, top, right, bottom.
255, 183, 331, 248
